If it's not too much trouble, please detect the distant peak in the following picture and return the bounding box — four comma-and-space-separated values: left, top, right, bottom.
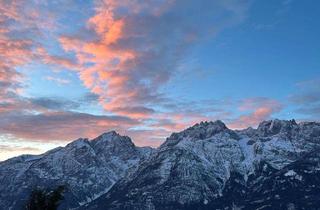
162, 120, 231, 147
258, 119, 297, 128
100, 130, 118, 137
194, 120, 227, 129
92, 131, 135, 148
257, 119, 297, 136
212, 120, 227, 128
66, 138, 90, 148
190, 120, 228, 134
94, 131, 121, 142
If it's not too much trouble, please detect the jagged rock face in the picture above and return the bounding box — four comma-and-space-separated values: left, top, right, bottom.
0, 131, 154, 210
83, 120, 320, 210
215, 150, 320, 210
1, 119, 320, 210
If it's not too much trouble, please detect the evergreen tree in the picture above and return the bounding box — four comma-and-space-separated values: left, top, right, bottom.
26, 186, 65, 210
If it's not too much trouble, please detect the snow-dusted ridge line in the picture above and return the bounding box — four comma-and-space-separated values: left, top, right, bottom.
0, 131, 154, 209
1, 119, 320, 210
81, 119, 320, 210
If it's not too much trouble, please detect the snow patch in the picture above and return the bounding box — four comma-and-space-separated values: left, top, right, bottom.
284, 170, 302, 181
284, 170, 297, 177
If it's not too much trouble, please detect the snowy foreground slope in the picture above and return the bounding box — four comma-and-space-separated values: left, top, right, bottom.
0, 131, 153, 209
1, 119, 320, 210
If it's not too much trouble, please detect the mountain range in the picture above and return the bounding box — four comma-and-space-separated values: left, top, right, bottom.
1, 119, 320, 209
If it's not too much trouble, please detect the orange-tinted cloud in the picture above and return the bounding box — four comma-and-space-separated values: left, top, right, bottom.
0, 0, 80, 113
58, 0, 249, 121
229, 97, 283, 129
0, 111, 139, 141
0, 0, 255, 150
127, 128, 171, 148
36, 47, 79, 71
0, 145, 43, 161
0, 0, 64, 114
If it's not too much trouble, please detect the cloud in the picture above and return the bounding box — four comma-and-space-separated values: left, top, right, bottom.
28, 93, 106, 112
0, 145, 41, 153
289, 78, 320, 119
59, 0, 250, 119
0, 0, 73, 115
126, 128, 172, 147
45, 76, 71, 85
0, 145, 43, 161
37, 47, 80, 71
296, 106, 320, 117
0, 0, 85, 108
81, 92, 100, 103
30, 97, 80, 111
0, 92, 102, 115
0, 0, 256, 150
0, 36, 33, 111
229, 97, 283, 129
289, 79, 320, 104
0, 111, 139, 141
112, 106, 156, 118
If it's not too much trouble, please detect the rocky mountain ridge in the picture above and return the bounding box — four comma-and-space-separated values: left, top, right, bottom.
82, 119, 320, 210
1, 119, 320, 210
0, 131, 154, 209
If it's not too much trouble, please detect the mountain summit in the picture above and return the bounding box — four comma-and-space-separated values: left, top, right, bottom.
0, 131, 154, 209
82, 119, 320, 210
1, 119, 320, 210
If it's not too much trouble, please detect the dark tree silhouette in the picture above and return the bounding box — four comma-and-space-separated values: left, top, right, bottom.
25, 186, 65, 210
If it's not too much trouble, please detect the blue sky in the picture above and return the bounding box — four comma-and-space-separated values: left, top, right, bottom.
0, 0, 319, 160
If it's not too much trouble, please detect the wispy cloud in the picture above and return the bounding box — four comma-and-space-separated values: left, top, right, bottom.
0, 145, 41, 153
45, 76, 71, 85
0, 145, 42, 161
0, 0, 77, 114
0, 111, 139, 141
59, 0, 250, 119
29, 97, 79, 111
289, 78, 320, 119
2, 0, 284, 150
229, 97, 283, 129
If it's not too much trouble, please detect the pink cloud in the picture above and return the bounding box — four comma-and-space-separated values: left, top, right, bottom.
0, 0, 67, 114
58, 0, 250, 121
229, 97, 283, 129
127, 128, 172, 148
0, 0, 254, 149
0, 111, 139, 141
36, 47, 79, 71
0, 0, 80, 113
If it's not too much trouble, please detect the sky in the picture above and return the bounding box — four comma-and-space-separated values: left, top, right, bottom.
0, 0, 319, 161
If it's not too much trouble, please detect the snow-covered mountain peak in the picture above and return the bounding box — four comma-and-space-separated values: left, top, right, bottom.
192, 120, 228, 131
82, 120, 320, 209
161, 120, 235, 148
91, 131, 135, 148
65, 137, 90, 149
94, 130, 121, 141
2, 120, 320, 210
0, 131, 154, 210
100, 130, 118, 137
257, 119, 298, 136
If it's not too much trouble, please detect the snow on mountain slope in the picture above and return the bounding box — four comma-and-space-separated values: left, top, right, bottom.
0, 131, 154, 210
1, 119, 319, 210
82, 119, 320, 210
